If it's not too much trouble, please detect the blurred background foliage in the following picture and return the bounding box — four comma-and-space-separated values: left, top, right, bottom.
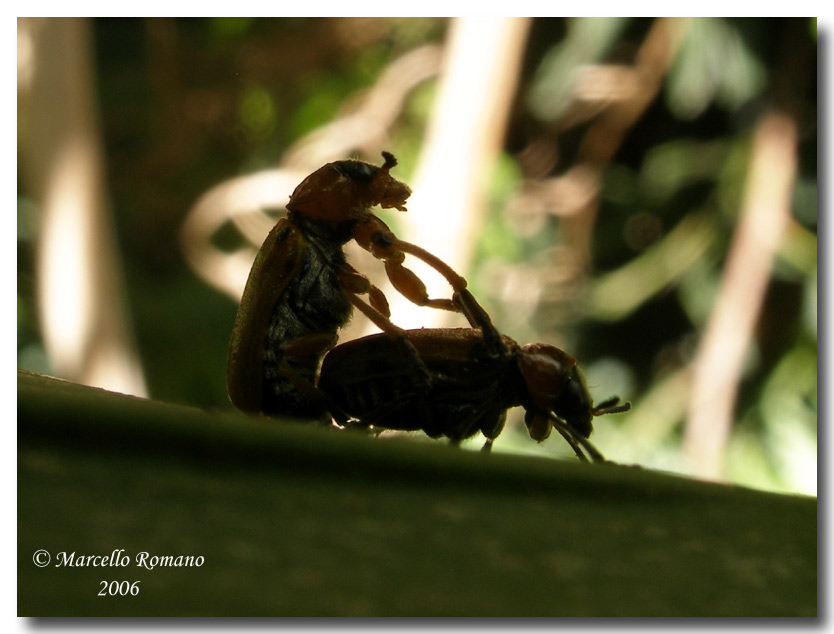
17, 17, 817, 496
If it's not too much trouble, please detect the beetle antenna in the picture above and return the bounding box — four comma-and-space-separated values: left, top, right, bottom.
592, 397, 632, 417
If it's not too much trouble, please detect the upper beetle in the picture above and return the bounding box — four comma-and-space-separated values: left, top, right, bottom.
227, 152, 487, 418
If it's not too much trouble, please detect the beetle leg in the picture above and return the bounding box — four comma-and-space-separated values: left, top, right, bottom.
479, 408, 507, 448
339, 266, 436, 380
555, 427, 590, 462
383, 258, 458, 312
354, 216, 505, 352
524, 410, 553, 443
339, 264, 392, 318
577, 437, 607, 463
449, 290, 503, 358
376, 235, 506, 357
367, 284, 391, 319
273, 357, 330, 422
342, 289, 406, 340
376, 234, 467, 294
355, 215, 506, 356
356, 218, 466, 311
280, 331, 339, 357
374, 235, 467, 311
341, 290, 433, 390
525, 409, 605, 462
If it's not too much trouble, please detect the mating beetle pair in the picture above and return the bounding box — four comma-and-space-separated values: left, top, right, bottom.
227, 152, 629, 461
227, 152, 468, 417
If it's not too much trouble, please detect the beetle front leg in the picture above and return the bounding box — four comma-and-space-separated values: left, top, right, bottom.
525, 410, 605, 463
383, 256, 458, 312
552, 425, 591, 462
368, 231, 505, 357
354, 216, 464, 313
354, 215, 504, 354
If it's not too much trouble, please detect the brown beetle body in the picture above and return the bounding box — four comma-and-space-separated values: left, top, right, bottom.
227, 152, 630, 460
319, 329, 519, 441
227, 152, 486, 417
318, 327, 630, 461
227, 214, 354, 416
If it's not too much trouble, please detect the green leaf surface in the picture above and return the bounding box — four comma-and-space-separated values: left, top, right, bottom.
18, 370, 816, 616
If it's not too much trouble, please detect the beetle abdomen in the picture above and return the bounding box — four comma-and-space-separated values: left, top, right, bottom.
319, 330, 520, 441
259, 230, 353, 417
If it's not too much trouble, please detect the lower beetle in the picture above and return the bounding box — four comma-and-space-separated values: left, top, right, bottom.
318, 326, 630, 461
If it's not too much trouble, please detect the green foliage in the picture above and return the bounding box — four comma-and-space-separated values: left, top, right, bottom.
527, 17, 631, 121
666, 17, 767, 120
238, 85, 277, 144
478, 154, 525, 264
207, 16, 257, 43
507, 18, 815, 494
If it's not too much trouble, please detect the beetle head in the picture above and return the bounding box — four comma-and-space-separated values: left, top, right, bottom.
517, 343, 630, 440
370, 152, 412, 211
517, 343, 591, 437
286, 152, 411, 223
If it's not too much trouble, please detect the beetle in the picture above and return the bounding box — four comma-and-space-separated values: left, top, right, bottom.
227, 152, 487, 418
318, 324, 630, 462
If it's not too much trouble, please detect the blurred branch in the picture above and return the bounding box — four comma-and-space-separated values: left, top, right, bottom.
558, 17, 690, 271
508, 18, 690, 322
620, 366, 692, 451
383, 17, 531, 330
281, 43, 443, 169
684, 112, 798, 479
17, 18, 147, 396
180, 171, 307, 300
586, 211, 717, 321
